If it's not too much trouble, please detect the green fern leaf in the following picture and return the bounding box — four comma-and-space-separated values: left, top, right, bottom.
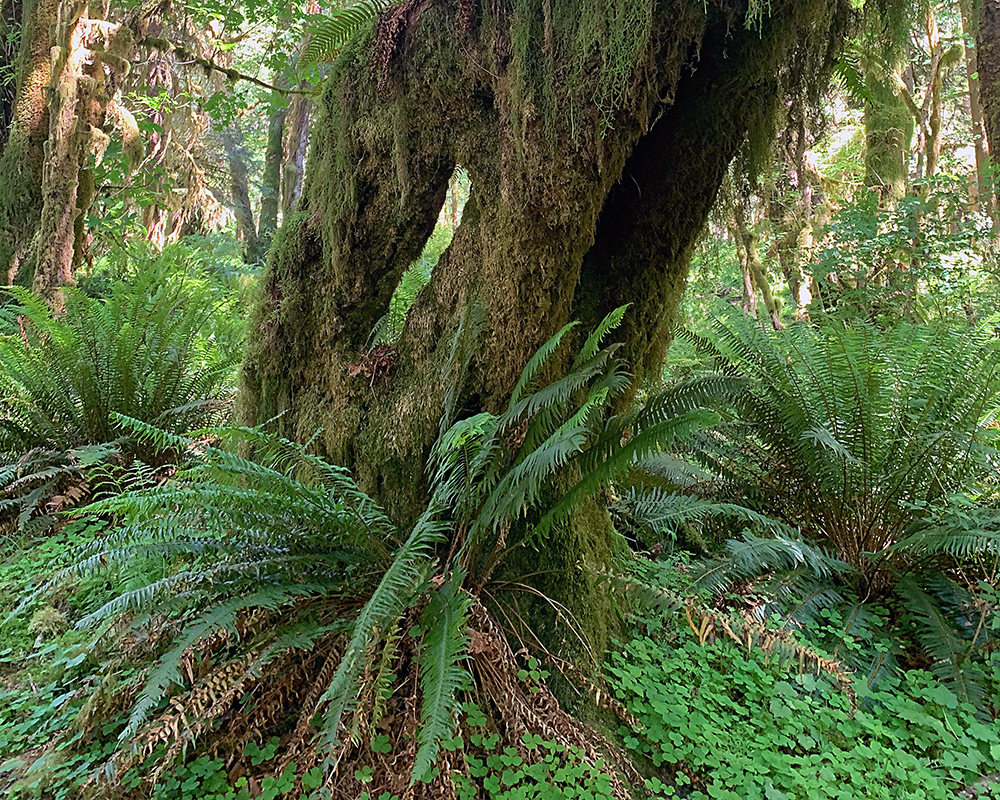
412, 580, 472, 783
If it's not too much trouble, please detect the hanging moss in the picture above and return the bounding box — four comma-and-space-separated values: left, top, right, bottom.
0, 0, 54, 285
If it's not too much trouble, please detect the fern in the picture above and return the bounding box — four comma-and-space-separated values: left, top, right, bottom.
301, 1, 402, 66
15, 306, 744, 788
316, 506, 449, 765
119, 583, 333, 742
0, 278, 234, 454
412, 580, 472, 783
897, 576, 984, 707
656, 310, 1000, 696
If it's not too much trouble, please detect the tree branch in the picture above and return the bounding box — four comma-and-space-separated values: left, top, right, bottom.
140, 37, 312, 96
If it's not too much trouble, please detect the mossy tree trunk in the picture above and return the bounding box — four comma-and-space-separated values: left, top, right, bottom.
979, 0, 1000, 176
0, 0, 54, 286
864, 70, 912, 207
243, 0, 852, 669
282, 92, 310, 214
31, 0, 140, 305
258, 97, 287, 246
223, 126, 261, 262
1, 0, 146, 299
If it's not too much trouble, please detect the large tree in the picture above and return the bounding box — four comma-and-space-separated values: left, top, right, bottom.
241, 0, 854, 664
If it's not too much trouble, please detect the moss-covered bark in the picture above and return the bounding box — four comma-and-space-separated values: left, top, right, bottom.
243, 0, 853, 672
980, 0, 1000, 167
258, 98, 287, 246
864, 73, 912, 207
0, 0, 54, 285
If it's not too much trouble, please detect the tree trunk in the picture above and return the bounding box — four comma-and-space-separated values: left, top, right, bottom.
282, 92, 310, 215
918, 10, 961, 182
31, 0, 137, 305
980, 0, 1000, 187
223, 127, 259, 262
0, 0, 55, 286
733, 203, 781, 328
961, 0, 994, 218
2, 0, 146, 298
863, 34, 913, 208
740, 243, 758, 316
242, 0, 853, 671
864, 67, 912, 206
258, 98, 287, 247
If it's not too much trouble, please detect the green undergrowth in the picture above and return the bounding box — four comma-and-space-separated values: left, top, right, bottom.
2, 516, 999, 799
609, 562, 1000, 800
112, 725, 617, 800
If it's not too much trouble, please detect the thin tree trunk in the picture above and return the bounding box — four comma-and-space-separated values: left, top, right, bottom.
282, 93, 310, 215
258, 98, 287, 246
740, 247, 757, 315
920, 11, 961, 181
280, 0, 317, 217
223, 127, 258, 261
960, 0, 994, 218
734, 204, 781, 329
788, 126, 814, 318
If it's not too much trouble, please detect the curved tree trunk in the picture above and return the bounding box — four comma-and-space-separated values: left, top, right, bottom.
242, 0, 852, 669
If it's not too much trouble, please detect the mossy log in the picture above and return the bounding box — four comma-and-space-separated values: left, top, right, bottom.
242, 0, 853, 670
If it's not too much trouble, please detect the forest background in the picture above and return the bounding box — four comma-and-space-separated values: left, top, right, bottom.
0, 0, 999, 799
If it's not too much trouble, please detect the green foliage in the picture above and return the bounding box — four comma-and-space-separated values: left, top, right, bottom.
413, 580, 472, 782
610, 623, 1000, 799
6, 306, 720, 793
677, 308, 1000, 570
811, 174, 997, 324
0, 271, 236, 456
645, 310, 1000, 698
301, 1, 402, 66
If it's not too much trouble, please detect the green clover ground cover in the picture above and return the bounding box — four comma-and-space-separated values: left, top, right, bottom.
610, 633, 1000, 799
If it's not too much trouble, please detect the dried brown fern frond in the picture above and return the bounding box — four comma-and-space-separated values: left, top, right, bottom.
683, 603, 857, 710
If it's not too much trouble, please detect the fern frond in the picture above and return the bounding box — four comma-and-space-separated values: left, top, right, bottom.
301, 1, 402, 66
896, 576, 985, 706
120, 583, 327, 743
506, 321, 580, 412
572, 304, 629, 369
412, 580, 472, 783
316, 507, 450, 764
